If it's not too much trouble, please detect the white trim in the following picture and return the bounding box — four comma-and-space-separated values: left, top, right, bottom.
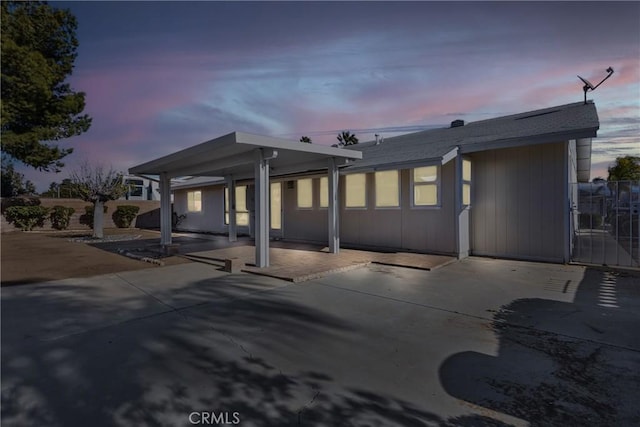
410, 165, 441, 208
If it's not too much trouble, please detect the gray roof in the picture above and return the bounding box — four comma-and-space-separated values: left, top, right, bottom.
344, 101, 599, 172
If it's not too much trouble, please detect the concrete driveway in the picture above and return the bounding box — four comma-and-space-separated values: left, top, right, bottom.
2, 258, 639, 426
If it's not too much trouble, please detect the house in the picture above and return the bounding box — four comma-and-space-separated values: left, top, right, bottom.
120, 175, 161, 201
130, 101, 599, 266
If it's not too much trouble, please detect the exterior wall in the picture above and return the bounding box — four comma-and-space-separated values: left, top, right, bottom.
280, 178, 328, 242
173, 185, 232, 234
470, 142, 566, 262
280, 161, 457, 254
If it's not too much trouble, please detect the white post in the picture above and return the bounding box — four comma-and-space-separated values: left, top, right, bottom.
160, 172, 172, 246
225, 175, 237, 242
454, 154, 469, 259
328, 157, 340, 253
254, 149, 270, 267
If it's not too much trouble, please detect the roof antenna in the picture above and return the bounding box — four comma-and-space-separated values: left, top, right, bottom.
578, 67, 614, 104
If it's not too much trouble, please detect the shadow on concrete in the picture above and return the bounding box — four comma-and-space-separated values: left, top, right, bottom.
439, 267, 640, 425
2, 271, 512, 426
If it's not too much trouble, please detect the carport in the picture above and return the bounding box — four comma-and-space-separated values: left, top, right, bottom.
129, 132, 362, 267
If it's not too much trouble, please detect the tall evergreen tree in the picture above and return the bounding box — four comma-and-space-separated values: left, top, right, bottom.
1, 1, 91, 171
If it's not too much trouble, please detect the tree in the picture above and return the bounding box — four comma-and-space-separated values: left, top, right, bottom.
70, 162, 127, 238
1, 158, 36, 197
299, 136, 312, 143
336, 131, 359, 147
607, 155, 640, 182
1, 1, 91, 172
40, 178, 83, 198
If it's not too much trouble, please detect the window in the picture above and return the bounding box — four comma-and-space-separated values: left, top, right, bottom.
345, 173, 366, 208
125, 179, 144, 197
270, 182, 281, 230
462, 159, 472, 206
375, 170, 399, 207
225, 186, 249, 226
187, 190, 202, 212
319, 177, 328, 208
297, 178, 313, 208
413, 166, 439, 206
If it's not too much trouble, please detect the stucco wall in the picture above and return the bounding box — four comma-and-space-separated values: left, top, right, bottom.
470, 142, 566, 262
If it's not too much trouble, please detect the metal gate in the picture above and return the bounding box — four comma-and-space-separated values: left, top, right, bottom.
570, 180, 639, 268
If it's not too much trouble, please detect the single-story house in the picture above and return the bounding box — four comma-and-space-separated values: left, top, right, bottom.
130, 101, 598, 266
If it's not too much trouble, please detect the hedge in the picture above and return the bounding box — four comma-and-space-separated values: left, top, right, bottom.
4, 205, 50, 231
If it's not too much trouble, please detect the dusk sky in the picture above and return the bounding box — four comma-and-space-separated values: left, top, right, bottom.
18, 1, 640, 191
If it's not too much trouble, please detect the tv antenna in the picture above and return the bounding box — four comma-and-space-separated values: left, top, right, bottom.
578, 67, 614, 104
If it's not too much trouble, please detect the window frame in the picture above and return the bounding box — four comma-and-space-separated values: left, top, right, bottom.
319, 176, 329, 209
270, 181, 282, 230
374, 170, 401, 209
224, 185, 250, 226
187, 190, 202, 213
411, 165, 441, 209
296, 178, 314, 209
462, 158, 472, 207
344, 173, 368, 209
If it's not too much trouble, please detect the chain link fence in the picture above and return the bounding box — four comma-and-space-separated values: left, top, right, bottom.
570, 180, 639, 268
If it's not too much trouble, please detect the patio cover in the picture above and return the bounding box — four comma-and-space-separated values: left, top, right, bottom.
129, 132, 362, 267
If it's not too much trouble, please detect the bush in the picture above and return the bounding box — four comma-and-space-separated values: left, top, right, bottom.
579, 213, 602, 229
50, 206, 75, 230
1, 196, 41, 213
4, 205, 50, 231
80, 204, 108, 228
113, 205, 140, 228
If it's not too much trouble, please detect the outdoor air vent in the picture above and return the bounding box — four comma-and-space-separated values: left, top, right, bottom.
450, 119, 465, 128
287, 181, 295, 190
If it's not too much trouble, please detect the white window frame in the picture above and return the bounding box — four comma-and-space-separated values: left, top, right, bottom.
345, 173, 367, 209
224, 186, 250, 226
270, 182, 282, 230
187, 190, 202, 213
319, 176, 329, 209
411, 165, 441, 209
462, 158, 472, 207
374, 170, 401, 209
296, 178, 314, 209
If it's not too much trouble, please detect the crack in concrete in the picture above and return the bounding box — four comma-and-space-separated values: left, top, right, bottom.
297, 389, 321, 426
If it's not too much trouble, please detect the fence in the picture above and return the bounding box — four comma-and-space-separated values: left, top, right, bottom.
570, 181, 639, 268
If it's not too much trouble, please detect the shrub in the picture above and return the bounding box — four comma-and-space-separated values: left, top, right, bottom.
49, 206, 75, 230
1, 196, 41, 213
4, 205, 50, 231
80, 204, 108, 228
579, 213, 602, 229
113, 205, 140, 228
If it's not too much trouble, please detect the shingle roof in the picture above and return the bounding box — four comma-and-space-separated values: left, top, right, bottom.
345, 101, 599, 171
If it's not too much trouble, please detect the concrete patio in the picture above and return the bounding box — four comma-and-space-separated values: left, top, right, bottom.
2, 257, 639, 426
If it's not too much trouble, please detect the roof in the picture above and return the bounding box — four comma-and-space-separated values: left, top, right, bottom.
129, 131, 362, 180
344, 101, 599, 174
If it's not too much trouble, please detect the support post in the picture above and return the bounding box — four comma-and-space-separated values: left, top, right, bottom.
454, 154, 469, 259
225, 175, 237, 242
159, 172, 172, 246
328, 157, 340, 253
254, 149, 270, 267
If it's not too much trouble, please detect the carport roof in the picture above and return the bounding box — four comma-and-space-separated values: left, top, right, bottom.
129, 131, 362, 179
